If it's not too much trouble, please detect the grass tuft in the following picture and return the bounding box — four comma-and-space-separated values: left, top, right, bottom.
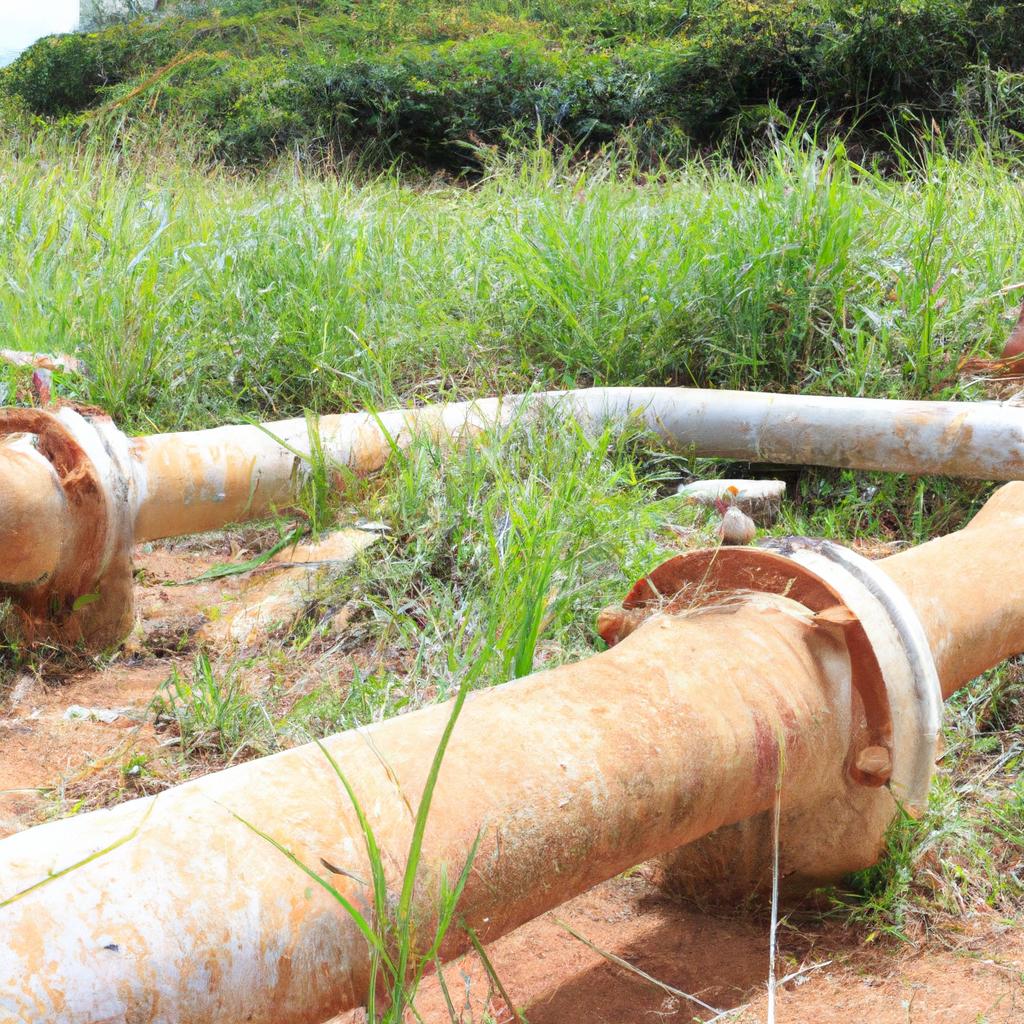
153, 652, 278, 762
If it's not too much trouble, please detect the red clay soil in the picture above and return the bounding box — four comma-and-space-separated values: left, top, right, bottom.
2, 540, 1023, 1023
0, 541, 247, 836
387, 872, 1022, 1024
0, 661, 168, 836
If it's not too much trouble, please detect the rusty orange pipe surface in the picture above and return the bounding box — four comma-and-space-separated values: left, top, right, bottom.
0, 599, 856, 1023
0, 407, 136, 647
0, 435, 66, 585
3, 486, 1023, 1024
879, 481, 1024, 697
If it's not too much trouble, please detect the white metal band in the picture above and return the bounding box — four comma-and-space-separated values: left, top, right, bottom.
765, 538, 943, 814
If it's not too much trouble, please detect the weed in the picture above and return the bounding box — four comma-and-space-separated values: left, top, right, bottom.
174, 522, 309, 584
154, 652, 277, 762
1, 136, 1020, 443
288, 665, 416, 738
249, 410, 346, 538
347, 417, 668, 695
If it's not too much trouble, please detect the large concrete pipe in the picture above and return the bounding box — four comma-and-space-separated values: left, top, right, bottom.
2, 485, 1023, 1023
3, 387, 1024, 649
124, 389, 1024, 540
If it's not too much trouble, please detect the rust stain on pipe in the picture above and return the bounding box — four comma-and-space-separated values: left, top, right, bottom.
0, 409, 109, 640
0, 597, 845, 1023
0, 436, 66, 585
879, 482, 1024, 697
0, 408, 136, 647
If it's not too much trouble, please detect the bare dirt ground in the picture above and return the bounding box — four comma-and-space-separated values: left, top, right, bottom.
2, 539, 1022, 1024
0, 542, 245, 837
421, 874, 1024, 1024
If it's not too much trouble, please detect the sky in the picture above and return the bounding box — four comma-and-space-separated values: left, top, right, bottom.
0, 0, 79, 66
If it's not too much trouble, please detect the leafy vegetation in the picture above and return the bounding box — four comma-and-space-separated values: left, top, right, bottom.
154, 651, 278, 761
6, 0, 1024, 168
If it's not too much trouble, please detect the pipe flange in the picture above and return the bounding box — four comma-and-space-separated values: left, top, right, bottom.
0, 407, 136, 649
760, 537, 943, 815
599, 540, 941, 812
600, 539, 943, 898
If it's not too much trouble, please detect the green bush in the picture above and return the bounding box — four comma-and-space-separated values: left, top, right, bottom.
8, 0, 1024, 167
156, 54, 326, 163
950, 61, 1024, 149
640, 5, 808, 141
2, 33, 130, 115
321, 36, 555, 166
166, 35, 671, 167
807, 0, 974, 111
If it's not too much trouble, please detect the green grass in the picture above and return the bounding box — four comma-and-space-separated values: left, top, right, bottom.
154, 651, 279, 761
1, 136, 1022, 438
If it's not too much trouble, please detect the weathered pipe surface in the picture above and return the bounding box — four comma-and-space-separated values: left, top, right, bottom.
0, 598, 848, 1023
0, 434, 66, 585
650, 484, 1024, 905
129, 401, 497, 541
3, 485, 1023, 1023
7, 389, 1024, 550
879, 480, 1024, 697
0, 407, 136, 647
130, 388, 1024, 542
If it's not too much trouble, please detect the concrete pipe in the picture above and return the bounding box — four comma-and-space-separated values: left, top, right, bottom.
124, 389, 1024, 542
877, 481, 1024, 697
2, 485, 1023, 1023
0, 432, 67, 586
5, 387, 1024, 647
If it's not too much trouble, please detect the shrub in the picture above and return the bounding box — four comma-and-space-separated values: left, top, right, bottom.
8, 0, 1024, 166
949, 61, 1024, 149
3, 33, 131, 115
319, 36, 558, 167
155, 54, 327, 163
807, 0, 975, 112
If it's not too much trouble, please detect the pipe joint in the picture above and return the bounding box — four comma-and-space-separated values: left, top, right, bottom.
0, 407, 136, 649
599, 539, 942, 898
761, 538, 943, 813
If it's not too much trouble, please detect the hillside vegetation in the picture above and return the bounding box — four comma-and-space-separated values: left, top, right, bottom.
6, 0, 1024, 168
